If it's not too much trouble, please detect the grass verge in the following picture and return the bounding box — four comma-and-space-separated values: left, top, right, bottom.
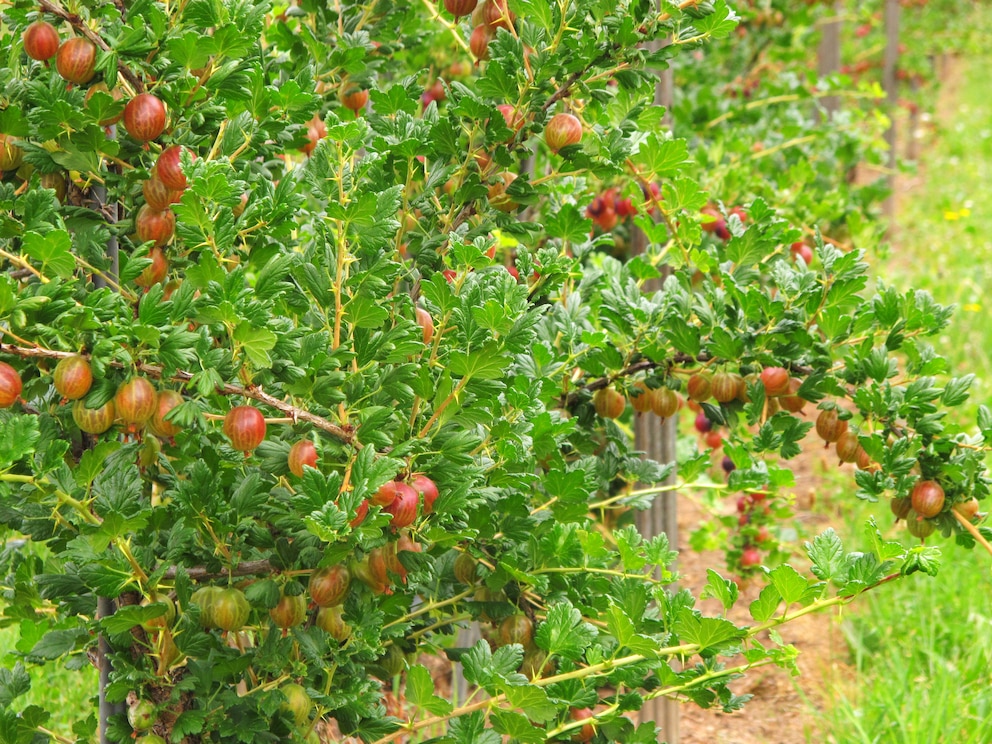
820, 39, 992, 744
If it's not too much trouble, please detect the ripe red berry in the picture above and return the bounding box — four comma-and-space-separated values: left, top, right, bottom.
115, 377, 157, 426
147, 389, 183, 438
790, 241, 813, 265
288, 439, 318, 478
135, 205, 175, 247
694, 411, 712, 433
223, 405, 267, 453
23, 21, 60, 61
954, 499, 980, 521
308, 565, 350, 607
55, 37, 97, 84
779, 377, 805, 413
142, 176, 179, 211
570, 708, 595, 743
411, 473, 439, 514
487, 171, 518, 212
135, 247, 169, 288
416, 306, 434, 345
815, 408, 847, 444
52, 355, 92, 400
890, 497, 911, 521
835, 430, 862, 464
740, 546, 762, 568
156, 146, 192, 191
470, 24, 492, 61
444, 0, 478, 17
629, 382, 656, 414
373, 480, 399, 507
759, 366, 790, 395
123, 93, 167, 142
124, 93, 165, 142
0, 362, 23, 407
484, 0, 516, 29
350, 499, 370, 528
300, 116, 326, 156
544, 113, 582, 153
704, 430, 723, 449
269, 590, 307, 629
910, 480, 945, 518
384, 482, 419, 528
339, 87, 368, 113
497, 104, 525, 136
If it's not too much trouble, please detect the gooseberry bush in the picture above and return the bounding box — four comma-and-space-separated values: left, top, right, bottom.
0, 1, 988, 743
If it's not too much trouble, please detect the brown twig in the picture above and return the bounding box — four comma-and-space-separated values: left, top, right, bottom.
37, 0, 146, 94
162, 559, 273, 581
0, 343, 356, 445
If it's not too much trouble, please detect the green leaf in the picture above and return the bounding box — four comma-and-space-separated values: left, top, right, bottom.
490, 709, 545, 743
0, 664, 30, 707
768, 565, 819, 607
545, 203, 592, 243
941, 374, 974, 406
534, 602, 597, 661
863, 518, 906, 562
633, 135, 689, 178
673, 610, 744, 657
448, 711, 501, 744
805, 529, 846, 584
28, 628, 88, 660
748, 585, 782, 623
233, 323, 277, 367
605, 602, 659, 656
100, 605, 166, 635
447, 347, 512, 380
0, 415, 40, 469
700, 569, 739, 613
344, 294, 390, 330
406, 664, 453, 716
693, 0, 739, 39
502, 685, 557, 723
20, 230, 75, 279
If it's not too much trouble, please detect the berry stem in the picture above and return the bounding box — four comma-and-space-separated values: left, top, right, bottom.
952, 509, 992, 558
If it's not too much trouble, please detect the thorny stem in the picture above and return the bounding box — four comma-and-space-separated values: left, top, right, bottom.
952, 509, 992, 558
371, 571, 906, 744
587, 480, 730, 510
115, 538, 150, 586
417, 375, 470, 438
0, 249, 49, 283
382, 588, 475, 630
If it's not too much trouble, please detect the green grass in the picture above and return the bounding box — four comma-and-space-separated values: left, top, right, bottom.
820, 33, 992, 744
0, 622, 97, 736
817, 504, 992, 743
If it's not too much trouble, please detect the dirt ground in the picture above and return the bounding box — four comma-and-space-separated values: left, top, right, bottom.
675, 448, 846, 744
